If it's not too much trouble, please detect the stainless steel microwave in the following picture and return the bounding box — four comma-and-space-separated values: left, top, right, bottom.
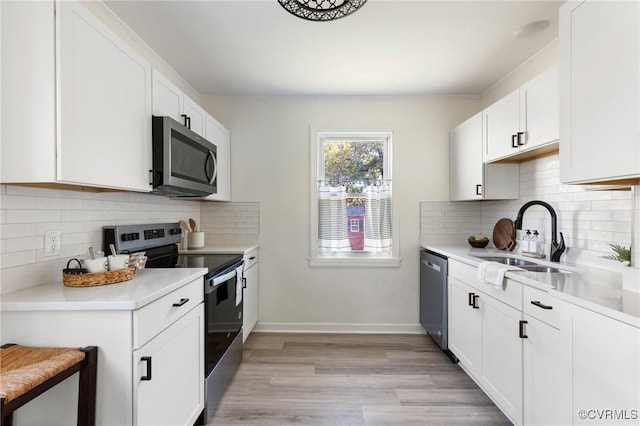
151, 116, 217, 197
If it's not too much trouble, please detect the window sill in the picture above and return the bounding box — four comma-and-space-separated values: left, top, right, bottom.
309, 255, 402, 268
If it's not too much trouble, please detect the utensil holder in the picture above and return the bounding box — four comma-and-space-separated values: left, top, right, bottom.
188, 232, 204, 249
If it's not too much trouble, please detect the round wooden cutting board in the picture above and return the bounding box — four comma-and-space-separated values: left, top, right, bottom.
493, 218, 516, 251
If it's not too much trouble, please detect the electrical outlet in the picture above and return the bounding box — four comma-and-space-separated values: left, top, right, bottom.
45, 231, 61, 256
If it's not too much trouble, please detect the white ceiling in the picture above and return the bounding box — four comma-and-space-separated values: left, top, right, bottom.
104, 0, 562, 97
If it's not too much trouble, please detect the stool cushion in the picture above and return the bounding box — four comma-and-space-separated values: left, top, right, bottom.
0, 345, 86, 404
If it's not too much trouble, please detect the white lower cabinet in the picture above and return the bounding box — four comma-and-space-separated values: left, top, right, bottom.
134, 305, 204, 426
522, 286, 572, 426
0, 277, 204, 426
447, 261, 522, 425
479, 293, 522, 424
571, 304, 640, 425
448, 277, 482, 376
242, 249, 259, 342
448, 259, 640, 426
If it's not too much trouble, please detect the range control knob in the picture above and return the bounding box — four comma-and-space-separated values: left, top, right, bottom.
169, 228, 181, 235
133, 233, 140, 240
121, 234, 130, 241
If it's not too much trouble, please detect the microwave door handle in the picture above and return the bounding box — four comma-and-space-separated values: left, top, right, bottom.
206, 150, 217, 185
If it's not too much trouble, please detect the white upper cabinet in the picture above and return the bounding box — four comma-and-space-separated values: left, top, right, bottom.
57, 1, 152, 191
1, 0, 152, 192
152, 70, 184, 123
203, 115, 231, 201
519, 66, 559, 152
152, 69, 207, 138
484, 67, 559, 163
450, 112, 519, 201
560, 0, 640, 184
484, 90, 521, 161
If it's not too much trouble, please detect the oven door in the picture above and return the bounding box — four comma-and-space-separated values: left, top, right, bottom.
204, 268, 243, 376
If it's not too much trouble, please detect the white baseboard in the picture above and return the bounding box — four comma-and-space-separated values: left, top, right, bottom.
253, 322, 425, 334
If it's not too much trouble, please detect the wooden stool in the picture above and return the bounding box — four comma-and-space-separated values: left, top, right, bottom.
0, 344, 97, 426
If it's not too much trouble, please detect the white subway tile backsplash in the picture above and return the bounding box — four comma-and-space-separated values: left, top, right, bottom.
421, 154, 636, 266
0, 184, 201, 293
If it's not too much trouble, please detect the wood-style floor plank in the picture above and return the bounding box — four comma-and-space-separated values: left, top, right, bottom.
208, 333, 512, 425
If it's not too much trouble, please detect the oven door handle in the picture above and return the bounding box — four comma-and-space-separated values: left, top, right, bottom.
212, 269, 236, 286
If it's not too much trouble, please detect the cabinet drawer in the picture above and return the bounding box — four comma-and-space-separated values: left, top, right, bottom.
243, 248, 258, 270
523, 286, 565, 329
449, 260, 522, 310
134, 278, 203, 348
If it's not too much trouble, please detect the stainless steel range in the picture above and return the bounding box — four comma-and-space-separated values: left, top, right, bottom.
103, 223, 243, 422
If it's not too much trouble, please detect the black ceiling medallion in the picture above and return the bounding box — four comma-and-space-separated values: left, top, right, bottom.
278, 0, 368, 22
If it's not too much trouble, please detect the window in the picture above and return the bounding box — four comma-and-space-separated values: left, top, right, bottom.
310, 129, 399, 267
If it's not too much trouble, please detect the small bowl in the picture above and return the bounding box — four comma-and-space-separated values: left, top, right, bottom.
468, 237, 489, 248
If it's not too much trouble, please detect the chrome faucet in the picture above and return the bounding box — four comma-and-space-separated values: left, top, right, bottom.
514, 200, 566, 262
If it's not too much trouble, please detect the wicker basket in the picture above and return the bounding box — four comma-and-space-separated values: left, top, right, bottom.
63, 267, 136, 287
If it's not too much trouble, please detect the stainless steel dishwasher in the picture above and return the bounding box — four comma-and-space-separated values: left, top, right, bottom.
419, 249, 457, 362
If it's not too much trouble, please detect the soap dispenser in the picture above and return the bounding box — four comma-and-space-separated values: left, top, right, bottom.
522, 230, 532, 254
532, 230, 540, 256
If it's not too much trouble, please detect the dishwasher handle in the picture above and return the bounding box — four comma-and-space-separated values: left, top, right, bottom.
421, 259, 442, 273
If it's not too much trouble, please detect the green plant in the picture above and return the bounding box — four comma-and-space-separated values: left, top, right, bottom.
603, 244, 632, 264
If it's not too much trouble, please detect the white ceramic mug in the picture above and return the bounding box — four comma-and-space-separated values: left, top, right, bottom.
83, 257, 108, 274
188, 232, 205, 249
108, 254, 130, 271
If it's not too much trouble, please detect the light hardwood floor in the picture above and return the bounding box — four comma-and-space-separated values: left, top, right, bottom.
208, 333, 512, 425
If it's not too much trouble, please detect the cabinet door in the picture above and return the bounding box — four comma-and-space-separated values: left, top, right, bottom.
1, 1, 56, 183
183, 96, 206, 138
242, 263, 259, 342
134, 305, 204, 426
57, 1, 152, 191
450, 113, 483, 201
483, 90, 520, 162
447, 277, 481, 377
523, 314, 572, 426
520, 66, 559, 151
480, 294, 522, 425
204, 115, 231, 201
152, 69, 184, 123
560, 0, 640, 183
572, 306, 640, 425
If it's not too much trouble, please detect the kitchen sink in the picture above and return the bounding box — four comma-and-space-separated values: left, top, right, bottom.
518, 265, 572, 274
472, 255, 573, 274
472, 256, 537, 266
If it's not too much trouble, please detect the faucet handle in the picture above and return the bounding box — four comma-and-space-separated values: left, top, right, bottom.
558, 232, 565, 250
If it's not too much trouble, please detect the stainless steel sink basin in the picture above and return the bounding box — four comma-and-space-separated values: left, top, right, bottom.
473, 256, 537, 266
519, 265, 572, 274
472, 255, 573, 274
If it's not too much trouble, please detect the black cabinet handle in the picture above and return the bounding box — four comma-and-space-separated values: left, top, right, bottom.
517, 132, 525, 146
141, 356, 152, 381
511, 134, 518, 148
519, 320, 528, 338
531, 300, 553, 310
242, 277, 247, 289
181, 114, 188, 127
186, 116, 191, 129
468, 292, 475, 307
475, 184, 482, 196
249, 256, 256, 260
472, 294, 480, 309
172, 298, 189, 307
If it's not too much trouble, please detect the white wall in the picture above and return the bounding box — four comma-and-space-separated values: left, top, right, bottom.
201, 95, 479, 332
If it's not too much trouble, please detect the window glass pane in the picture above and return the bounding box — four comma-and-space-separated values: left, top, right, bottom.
323, 140, 384, 186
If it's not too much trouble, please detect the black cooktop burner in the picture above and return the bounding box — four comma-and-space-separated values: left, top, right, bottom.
176, 253, 243, 277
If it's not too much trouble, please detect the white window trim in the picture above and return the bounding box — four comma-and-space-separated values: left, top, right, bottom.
309, 126, 401, 268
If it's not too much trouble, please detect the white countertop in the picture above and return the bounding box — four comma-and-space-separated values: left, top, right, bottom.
0, 268, 207, 311
180, 243, 258, 255
424, 245, 640, 328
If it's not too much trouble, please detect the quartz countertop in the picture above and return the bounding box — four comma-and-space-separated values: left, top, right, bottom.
180, 243, 258, 255
424, 245, 640, 328
0, 268, 207, 311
